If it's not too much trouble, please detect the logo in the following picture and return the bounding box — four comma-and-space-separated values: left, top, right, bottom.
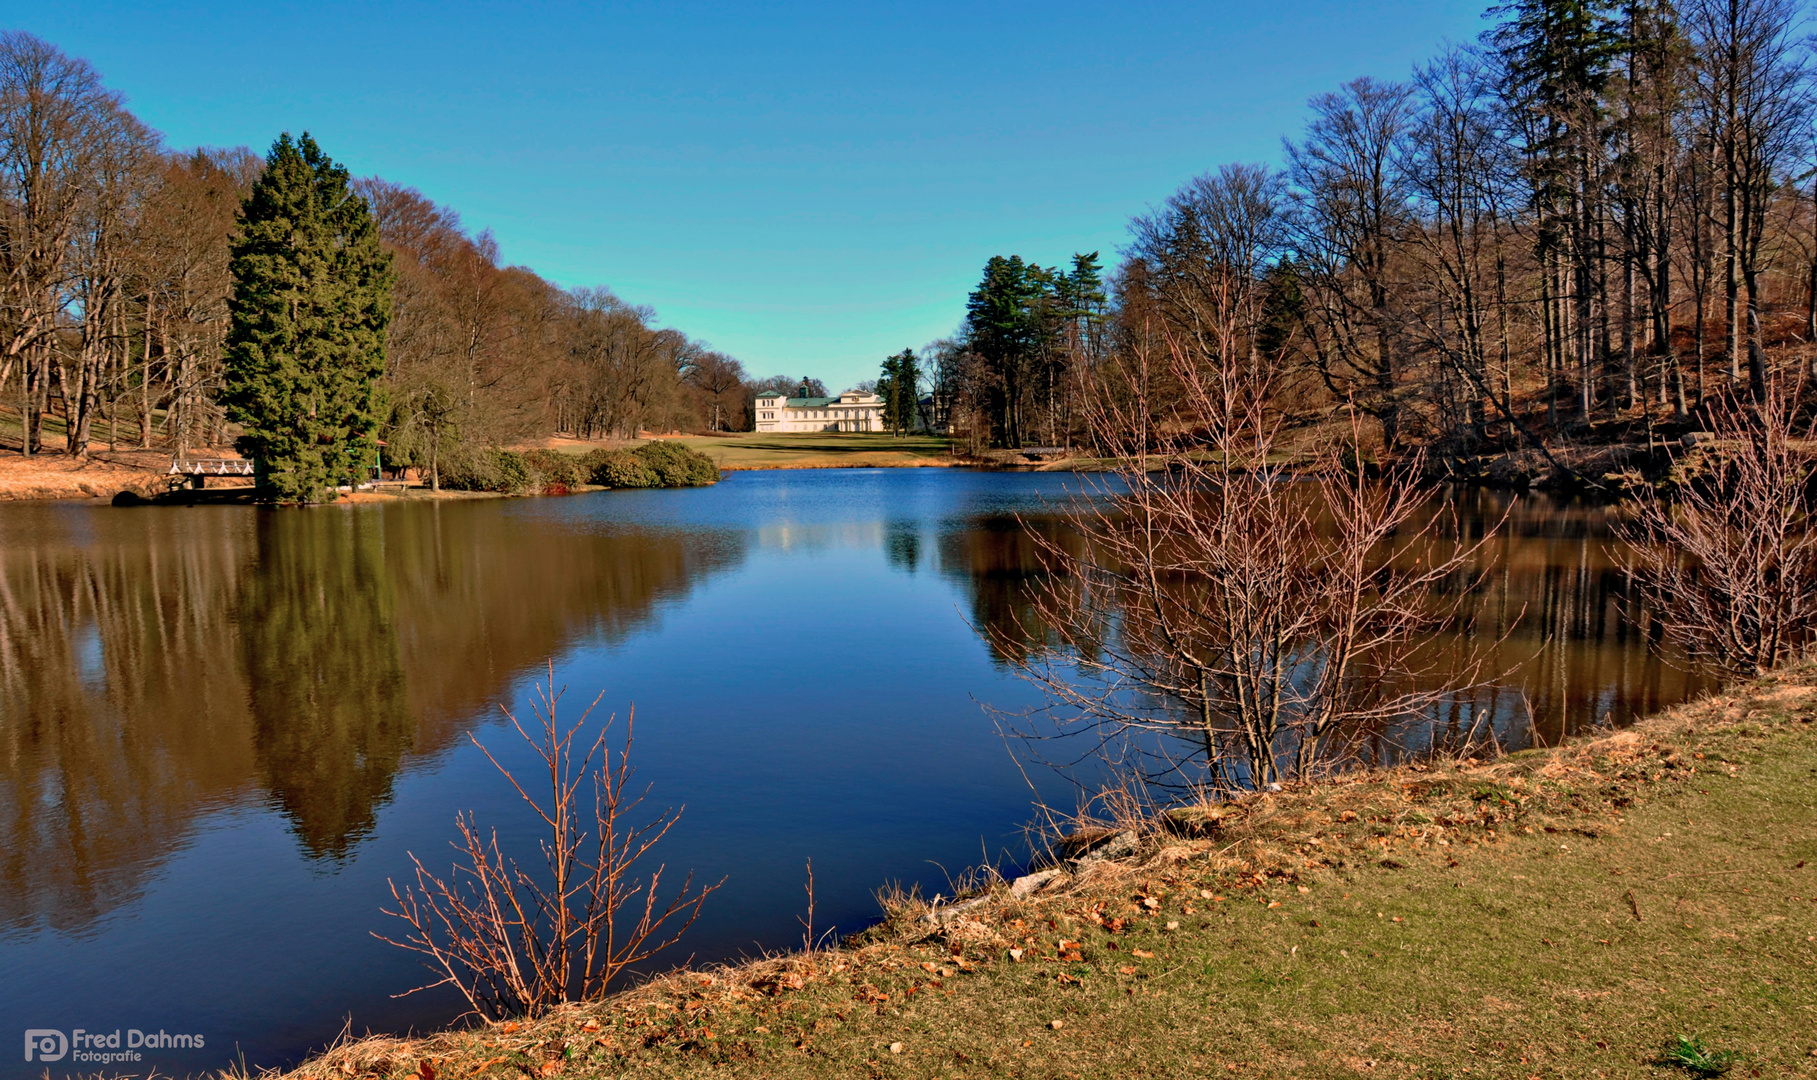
21, 1029, 203, 1064
24, 1031, 67, 1062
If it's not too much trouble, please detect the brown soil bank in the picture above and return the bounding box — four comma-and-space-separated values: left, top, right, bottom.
0, 450, 176, 501
261, 671, 1817, 1079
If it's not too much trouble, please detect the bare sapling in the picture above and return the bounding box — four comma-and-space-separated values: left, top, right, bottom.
1619, 385, 1817, 677
797, 858, 834, 959
996, 301, 1504, 795
378, 662, 721, 1020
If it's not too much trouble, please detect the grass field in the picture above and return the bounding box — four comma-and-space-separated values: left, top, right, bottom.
274, 670, 1817, 1080
655, 432, 958, 470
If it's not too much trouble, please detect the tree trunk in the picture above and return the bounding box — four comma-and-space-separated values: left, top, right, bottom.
140, 298, 153, 448
18, 348, 32, 457
1724, 146, 1741, 385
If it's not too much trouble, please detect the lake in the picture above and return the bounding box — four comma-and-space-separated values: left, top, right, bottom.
0, 468, 1706, 1076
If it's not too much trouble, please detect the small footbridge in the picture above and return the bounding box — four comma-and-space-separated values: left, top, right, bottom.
167, 458, 254, 488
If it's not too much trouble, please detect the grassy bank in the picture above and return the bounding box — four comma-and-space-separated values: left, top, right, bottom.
657, 433, 958, 470
266, 671, 1817, 1080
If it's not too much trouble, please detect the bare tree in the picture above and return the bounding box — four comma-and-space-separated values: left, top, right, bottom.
130, 148, 259, 455
1684, 0, 1813, 400
1128, 164, 1287, 391
379, 665, 720, 1019
1287, 76, 1418, 451
926, 336, 984, 451
556, 288, 698, 439
997, 291, 1502, 793
0, 32, 122, 455
1608, 2, 1691, 417
683, 350, 746, 431
1619, 386, 1817, 675
1400, 48, 1529, 450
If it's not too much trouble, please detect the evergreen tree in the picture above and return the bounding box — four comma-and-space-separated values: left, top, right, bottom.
877, 349, 920, 434
223, 133, 393, 503
1051, 253, 1107, 442
896, 349, 921, 433
965, 255, 1050, 447
1492, 0, 1622, 416
1057, 252, 1107, 350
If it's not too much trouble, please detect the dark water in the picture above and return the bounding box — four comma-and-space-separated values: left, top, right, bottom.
0, 470, 1706, 1077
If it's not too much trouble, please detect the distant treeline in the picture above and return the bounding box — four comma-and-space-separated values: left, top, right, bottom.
935, 0, 1817, 454
0, 31, 763, 473
11, 0, 1817, 466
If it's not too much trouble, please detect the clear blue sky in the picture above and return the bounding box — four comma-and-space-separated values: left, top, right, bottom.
15, 1, 1489, 390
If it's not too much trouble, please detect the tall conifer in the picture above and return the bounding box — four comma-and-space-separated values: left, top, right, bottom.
223, 133, 392, 503
878, 349, 920, 434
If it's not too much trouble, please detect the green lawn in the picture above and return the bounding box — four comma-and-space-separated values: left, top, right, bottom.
659, 432, 957, 470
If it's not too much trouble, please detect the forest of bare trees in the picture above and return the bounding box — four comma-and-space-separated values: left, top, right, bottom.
13, 0, 1817, 470
0, 31, 750, 476
938, 0, 1817, 463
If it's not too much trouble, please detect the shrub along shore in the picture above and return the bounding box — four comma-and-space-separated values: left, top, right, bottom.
248, 669, 1817, 1080
439, 442, 723, 495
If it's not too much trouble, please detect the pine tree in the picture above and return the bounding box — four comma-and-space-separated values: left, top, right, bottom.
896, 349, 921, 433
965, 255, 1051, 447
878, 349, 920, 434
1492, 0, 1622, 417
223, 133, 393, 503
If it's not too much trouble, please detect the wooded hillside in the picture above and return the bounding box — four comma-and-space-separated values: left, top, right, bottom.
933, 0, 1817, 460
0, 31, 752, 474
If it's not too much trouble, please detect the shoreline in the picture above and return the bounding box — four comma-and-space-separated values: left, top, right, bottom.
0, 445, 1665, 504
0, 436, 980, 503
234, 665, 1817, 1080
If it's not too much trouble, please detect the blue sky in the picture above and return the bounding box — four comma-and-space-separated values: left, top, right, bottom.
16, 1, 1489, 390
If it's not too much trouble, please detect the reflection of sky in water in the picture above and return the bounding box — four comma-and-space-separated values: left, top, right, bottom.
0, 470, 1088, 1079
0, 471, 1704, 1079
75, 624, 105, 690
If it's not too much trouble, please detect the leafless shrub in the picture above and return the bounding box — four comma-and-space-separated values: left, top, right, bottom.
1014, 768, 1167, 869
994, 309, 1505, 795
377, 663, 721, 1019
871, 879, 929, 924
1619, 387, 1817, 677
795, 858, 842, 957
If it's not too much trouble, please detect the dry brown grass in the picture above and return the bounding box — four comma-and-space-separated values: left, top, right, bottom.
0, 448, 175, 500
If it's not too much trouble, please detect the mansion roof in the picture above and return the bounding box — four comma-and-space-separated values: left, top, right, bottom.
755, 392, 879, 408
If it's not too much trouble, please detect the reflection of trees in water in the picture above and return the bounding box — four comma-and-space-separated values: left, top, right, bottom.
239, 512, 413, 859
940, 493, 1710, 756
0, 502, 744, 931
0, 512, 259, 933
937, 516, 1084, 667
1414, 490, 1711, 744
885, 522, 922, 574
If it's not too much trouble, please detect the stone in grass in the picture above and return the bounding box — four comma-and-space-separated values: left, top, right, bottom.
1010, 868, 1064, 898
920, 896, 990, 928
1062, 829, 1140, 867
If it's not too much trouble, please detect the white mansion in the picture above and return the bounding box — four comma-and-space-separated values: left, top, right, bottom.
753, 389, 885, 432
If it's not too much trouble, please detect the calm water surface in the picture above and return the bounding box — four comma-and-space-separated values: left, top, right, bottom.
0, 469, 1706, 1076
